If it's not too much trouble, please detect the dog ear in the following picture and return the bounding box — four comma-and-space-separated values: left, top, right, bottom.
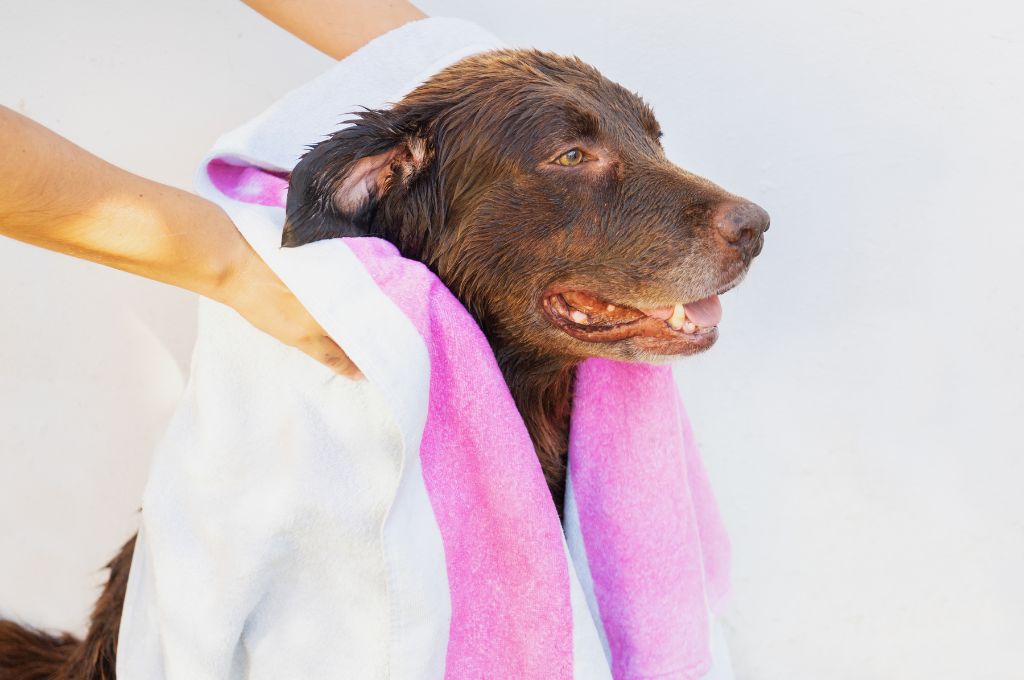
282, 110, 430, 247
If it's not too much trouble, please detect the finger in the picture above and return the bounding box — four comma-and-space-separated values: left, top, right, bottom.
305, 335, 362, 379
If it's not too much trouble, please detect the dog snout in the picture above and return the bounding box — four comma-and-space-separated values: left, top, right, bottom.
712, 201, 769, 257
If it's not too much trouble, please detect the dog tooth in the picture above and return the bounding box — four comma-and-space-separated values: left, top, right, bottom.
570, 310, 589, 324
668, 303, 687, 330
683, 321, 697, 333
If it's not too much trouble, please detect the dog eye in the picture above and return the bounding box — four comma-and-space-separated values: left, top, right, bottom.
554, 148, 584, 166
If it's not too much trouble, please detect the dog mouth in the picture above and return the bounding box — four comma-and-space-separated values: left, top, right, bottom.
542, 289, 724, 355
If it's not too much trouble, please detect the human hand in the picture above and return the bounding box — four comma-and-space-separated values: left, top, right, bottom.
217, 240, 362, 379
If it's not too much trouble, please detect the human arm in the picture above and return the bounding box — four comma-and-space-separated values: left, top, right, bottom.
241, 0, 426, 60
0, 106, 360, 377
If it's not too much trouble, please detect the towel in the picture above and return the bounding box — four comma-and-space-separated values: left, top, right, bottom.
116, 17, 732, 680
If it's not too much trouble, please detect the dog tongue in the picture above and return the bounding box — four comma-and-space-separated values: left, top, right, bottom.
641, 294, 723, 327
682, 295, 722, 327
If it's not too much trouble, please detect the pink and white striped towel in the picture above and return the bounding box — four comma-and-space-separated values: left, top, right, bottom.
116, 17, 732, 680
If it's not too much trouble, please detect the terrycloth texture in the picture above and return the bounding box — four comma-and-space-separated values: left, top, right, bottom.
117, 17, 731, 680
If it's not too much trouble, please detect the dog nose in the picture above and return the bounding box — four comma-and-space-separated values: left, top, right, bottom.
713, 201, 770, 254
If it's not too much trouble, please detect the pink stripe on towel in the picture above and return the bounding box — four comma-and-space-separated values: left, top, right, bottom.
207, 158, 290, 207
347, 238, 573, 679
570, 359, 730, 679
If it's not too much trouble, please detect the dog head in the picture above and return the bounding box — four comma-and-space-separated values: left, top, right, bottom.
283, 49, 768, 366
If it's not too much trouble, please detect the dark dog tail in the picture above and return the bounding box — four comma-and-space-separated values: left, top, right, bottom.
0, 619, 79, 680
0, 536, 135, 680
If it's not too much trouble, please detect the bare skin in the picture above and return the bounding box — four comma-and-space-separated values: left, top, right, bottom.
0, 0, 426, 377
242, 0, 425, 60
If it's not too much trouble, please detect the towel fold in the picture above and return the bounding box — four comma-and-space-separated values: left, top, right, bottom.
116, 17, 731, 680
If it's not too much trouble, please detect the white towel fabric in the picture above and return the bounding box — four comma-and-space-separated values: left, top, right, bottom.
116, 17, 734, 680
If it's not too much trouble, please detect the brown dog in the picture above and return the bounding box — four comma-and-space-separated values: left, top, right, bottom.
0, 49, 766, 679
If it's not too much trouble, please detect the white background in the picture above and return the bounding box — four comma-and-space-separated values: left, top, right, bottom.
2, 1, 1022, 678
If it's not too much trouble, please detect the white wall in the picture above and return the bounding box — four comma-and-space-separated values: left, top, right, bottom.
2, 1, 1021, 678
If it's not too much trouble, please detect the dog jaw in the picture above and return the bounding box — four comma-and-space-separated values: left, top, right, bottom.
542, 289, 721, 356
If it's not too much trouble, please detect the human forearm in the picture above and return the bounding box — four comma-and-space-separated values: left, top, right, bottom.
241, 0, 425, 60
0, 106, 359, 376
0, 106, 244, 301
